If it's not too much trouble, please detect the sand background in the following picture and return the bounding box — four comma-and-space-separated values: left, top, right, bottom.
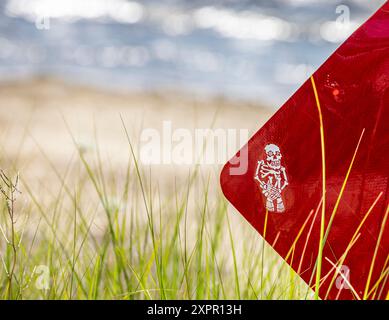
0, 77, 273, 191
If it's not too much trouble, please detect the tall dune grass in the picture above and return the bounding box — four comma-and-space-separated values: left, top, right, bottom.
0, 118, 315, 300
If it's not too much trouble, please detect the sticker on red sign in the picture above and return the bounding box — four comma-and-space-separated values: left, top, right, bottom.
220, 3, 389, 300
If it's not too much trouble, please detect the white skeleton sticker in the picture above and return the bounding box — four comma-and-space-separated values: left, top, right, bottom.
254, 144, 288, 213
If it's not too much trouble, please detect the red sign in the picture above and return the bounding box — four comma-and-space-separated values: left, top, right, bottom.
221, 3, 389, 300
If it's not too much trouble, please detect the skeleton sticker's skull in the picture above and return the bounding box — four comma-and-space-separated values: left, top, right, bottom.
254, 144, 288, 213
265, 144, 282, 169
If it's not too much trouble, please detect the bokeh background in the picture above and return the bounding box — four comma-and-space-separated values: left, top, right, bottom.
0, 0, 386, 107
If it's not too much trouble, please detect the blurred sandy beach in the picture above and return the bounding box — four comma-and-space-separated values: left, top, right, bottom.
0, 76, 273, 263
0, 77, 272, 192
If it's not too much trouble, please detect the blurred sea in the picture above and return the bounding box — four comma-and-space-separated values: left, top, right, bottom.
0, 0, 386, 107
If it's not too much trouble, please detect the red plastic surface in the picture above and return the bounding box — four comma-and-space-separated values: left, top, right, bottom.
220, 3, 389, 300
